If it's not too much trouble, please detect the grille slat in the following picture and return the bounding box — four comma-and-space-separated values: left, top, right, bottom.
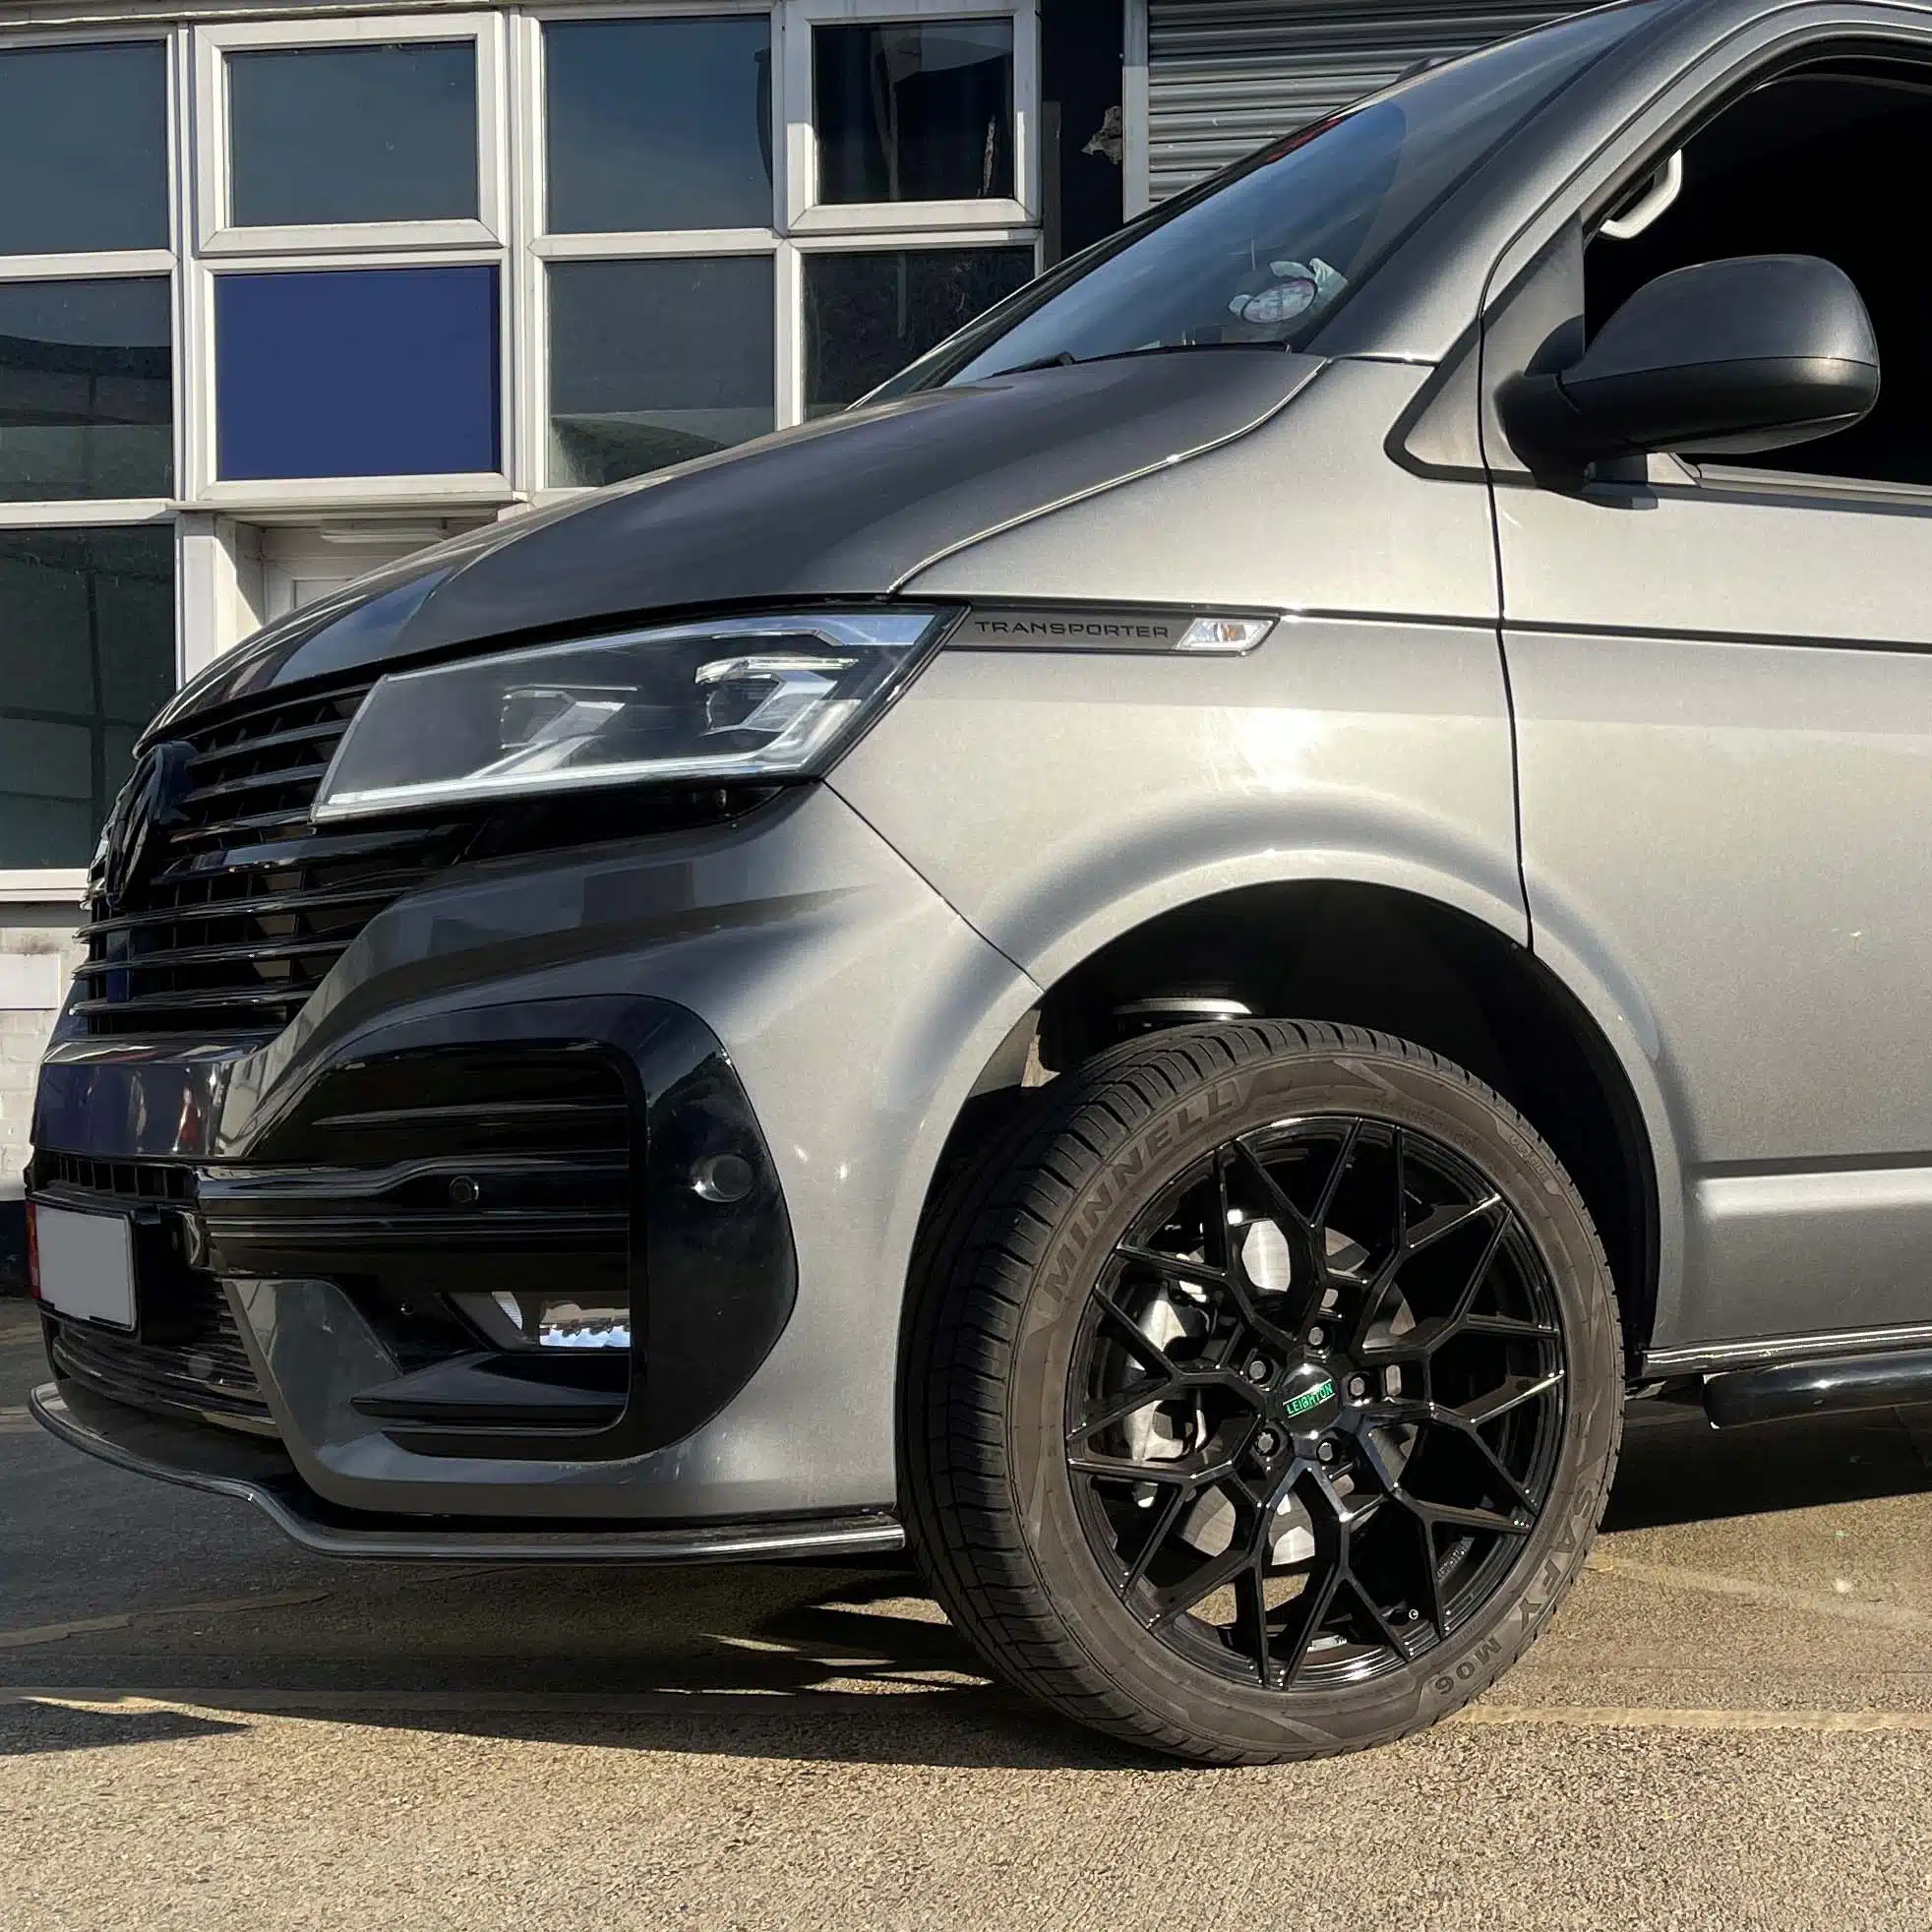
71, 984, 333, 1020
186, 716, 348, 770
53, 1318, 267, 1426
80, 681, 472, 1040
178, 768, 331, 814
81, 882, 401, 939
76, 934, 352, 980
168, 808, 334, 850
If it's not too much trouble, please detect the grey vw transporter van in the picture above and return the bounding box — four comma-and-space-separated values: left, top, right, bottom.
30, 0, 1932, 1760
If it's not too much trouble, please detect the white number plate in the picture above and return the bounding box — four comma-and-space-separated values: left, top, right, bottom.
33, 1204, 136, 1331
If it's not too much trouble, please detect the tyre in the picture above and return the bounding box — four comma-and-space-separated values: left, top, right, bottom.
903, 1020, 1623, 1764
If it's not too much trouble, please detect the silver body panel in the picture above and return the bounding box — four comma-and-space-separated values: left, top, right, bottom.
1500, 479, 1932, 1348
37, 0, 1932, 1535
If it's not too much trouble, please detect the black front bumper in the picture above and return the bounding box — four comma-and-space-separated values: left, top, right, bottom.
30, 991, 809, 1530
29, 1378, 903, 1561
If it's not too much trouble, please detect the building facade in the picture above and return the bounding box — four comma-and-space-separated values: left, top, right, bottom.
0, 0, 1579, 1195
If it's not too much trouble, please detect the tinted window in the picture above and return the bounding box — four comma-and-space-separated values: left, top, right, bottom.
0, 277, 171, 501
805, 247, 1033, 414
0, 525, 174, 868
216, 267, 499, 479
1586, 67, 1932, 486
815, 23, 1014, 204
0, 43, 168, 256
228, 42, 479, 227
882, 7, 1648, 390
546, 19, 773, 232
549, 257, 774, 486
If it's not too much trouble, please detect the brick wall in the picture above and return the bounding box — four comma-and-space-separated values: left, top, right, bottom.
0, 911, 84, 1190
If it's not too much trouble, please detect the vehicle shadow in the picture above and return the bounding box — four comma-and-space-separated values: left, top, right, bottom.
1604, 1396, 1932, 1531
8, 1398, 1932, 1770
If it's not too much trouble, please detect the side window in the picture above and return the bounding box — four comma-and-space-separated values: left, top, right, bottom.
1584, 60, 1932, 486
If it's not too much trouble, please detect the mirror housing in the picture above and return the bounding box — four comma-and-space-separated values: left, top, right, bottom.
1499, 254, 1879, 483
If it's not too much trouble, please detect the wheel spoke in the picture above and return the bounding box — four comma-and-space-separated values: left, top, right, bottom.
1414, 1512, 1449, 1638
1343, 1572, 1412, 1657
1219, 1145, 1323, 1342
1228, 1129, 1358, 1334
1091, 1288, 1185, 1380
1069, 1380, 1186, 1446
1068, 1448, 1215, 1485
1430, 1407, 1542, 1514
1404, 1193, 1501, 1256
1120, 1484, 1192, 1591
1116, 1242, 1227, 1288
1418, 1498, 1534, 1538
1440, 1213, 1511, 1327
1233, 1560, 1273, 1681
1273, 1565, 1342, 1681
1147, 1540, 1251, 1629
1463, 1313, 1559, 1343
1457, 1371, 1563, 1429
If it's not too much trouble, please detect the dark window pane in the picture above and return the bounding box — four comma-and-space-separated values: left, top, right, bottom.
215, 267, 499, 480
228, 42, 478, 227
0, 524, 174, 869
0, 278, 171, 502
546, 19, 773, 233
549, 258, 773, 487
804, 248, 1033, 413
815, 23, 1013, 204
0, 43, 167, 256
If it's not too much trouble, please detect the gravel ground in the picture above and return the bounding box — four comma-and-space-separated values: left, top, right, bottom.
9, 1295, 1932, 1931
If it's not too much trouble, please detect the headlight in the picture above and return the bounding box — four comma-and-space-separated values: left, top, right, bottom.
312, 609, 944, 822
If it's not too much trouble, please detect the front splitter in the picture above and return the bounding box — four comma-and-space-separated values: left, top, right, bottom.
28, 1381, 906, 1565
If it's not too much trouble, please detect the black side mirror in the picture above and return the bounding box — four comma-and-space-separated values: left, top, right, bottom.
1499, 254, 1879, 483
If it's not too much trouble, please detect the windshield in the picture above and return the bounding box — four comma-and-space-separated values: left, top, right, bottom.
876, 6, 1653, 393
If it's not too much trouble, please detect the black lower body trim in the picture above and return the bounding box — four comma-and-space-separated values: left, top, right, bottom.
1703, 1346, 1932, 1427
29, 1380, 904, 1563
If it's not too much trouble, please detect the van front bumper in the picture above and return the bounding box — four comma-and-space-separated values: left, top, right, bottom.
27, 783, 1038, 1547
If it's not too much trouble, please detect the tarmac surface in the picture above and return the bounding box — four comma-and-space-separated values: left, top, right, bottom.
9, 1292, 1932, 1930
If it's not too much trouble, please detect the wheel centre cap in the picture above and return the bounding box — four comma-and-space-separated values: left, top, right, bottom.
1275, 1359, 1340, 1428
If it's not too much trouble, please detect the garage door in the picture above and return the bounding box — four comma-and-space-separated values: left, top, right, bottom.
1147, 0, 1584, 202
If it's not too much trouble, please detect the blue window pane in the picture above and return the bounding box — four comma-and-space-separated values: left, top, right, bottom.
215, 267, 500, 480
0, 43, 168, 256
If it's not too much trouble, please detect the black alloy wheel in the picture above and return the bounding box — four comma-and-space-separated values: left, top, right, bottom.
1066, 1118, 1564, 1689
905, 1020, 1623, 1764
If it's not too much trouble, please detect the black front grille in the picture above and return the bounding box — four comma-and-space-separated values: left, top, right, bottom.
48, 1275, 271, 1433
75, 682, 473, 1040
31, 1152, 273, 1433
31, 1150, 195, 1203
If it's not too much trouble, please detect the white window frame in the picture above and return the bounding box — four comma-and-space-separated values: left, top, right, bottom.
0, 4, 1051, 898
193, 14, 509, 257
782, 0, 1038, 235
0, 27, 181, 904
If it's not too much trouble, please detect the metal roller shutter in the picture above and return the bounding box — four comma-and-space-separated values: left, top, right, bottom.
1147, 0, 1586, 201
